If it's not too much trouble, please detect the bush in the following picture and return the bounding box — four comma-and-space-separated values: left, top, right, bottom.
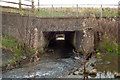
97, 33, 120, 54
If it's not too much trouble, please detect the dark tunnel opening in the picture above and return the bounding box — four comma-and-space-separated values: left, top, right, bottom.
43, 31, 76, 59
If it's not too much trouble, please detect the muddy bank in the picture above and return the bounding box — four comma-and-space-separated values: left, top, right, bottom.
2, 49, 33, 72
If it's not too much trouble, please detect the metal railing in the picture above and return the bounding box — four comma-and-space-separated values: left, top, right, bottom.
1, 0, 119, 18
35, 4, 118, 17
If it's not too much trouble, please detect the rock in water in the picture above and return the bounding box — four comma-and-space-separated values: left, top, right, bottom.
114, 72, 120, 78
23, 56, 26, 59
73, 71, 83, 75
74, 56, 79, 60
73, 71, 79, 75
89, 69, 97, 75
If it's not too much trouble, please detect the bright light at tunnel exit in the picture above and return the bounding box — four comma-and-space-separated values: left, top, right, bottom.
56, 34, 65, 40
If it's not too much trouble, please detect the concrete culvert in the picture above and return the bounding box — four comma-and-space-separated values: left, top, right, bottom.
43, 31, 76, 59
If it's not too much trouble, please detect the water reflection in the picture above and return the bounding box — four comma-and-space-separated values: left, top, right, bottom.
90, 53, 119, 78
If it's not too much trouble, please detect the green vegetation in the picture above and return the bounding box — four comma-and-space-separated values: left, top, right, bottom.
2, 35, 34, 58
2, 35, 22, 58
97, 52, 101, 56
90, 62, 94, 67
97, 33, 120, 54
37, 47, 43, 53
96, 49, 99, 52
2, 35, 35, 66
82, 69, 89, 74
2, 7, 118, 17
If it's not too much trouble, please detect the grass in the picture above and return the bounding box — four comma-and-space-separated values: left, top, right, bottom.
2, 7, 118, 17
2, 35, 23, 58
2, 35, 35, 67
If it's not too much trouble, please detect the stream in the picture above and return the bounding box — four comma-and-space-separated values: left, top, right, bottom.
2, 48, 120, 79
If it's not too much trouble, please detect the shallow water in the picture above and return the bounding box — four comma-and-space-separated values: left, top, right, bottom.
2, 48, 120, 79
2, 42, 79, 78
92, 53, 119, 78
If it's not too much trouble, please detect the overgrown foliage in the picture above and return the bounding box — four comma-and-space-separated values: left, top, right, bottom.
2, 35, 35, 66
97, 33, 120, 54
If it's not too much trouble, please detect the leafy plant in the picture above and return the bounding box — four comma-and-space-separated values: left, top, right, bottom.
90, 62, 95, 67
96, 49, 99, 52
97, 33, 120, 54
97, 52, 101, 56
